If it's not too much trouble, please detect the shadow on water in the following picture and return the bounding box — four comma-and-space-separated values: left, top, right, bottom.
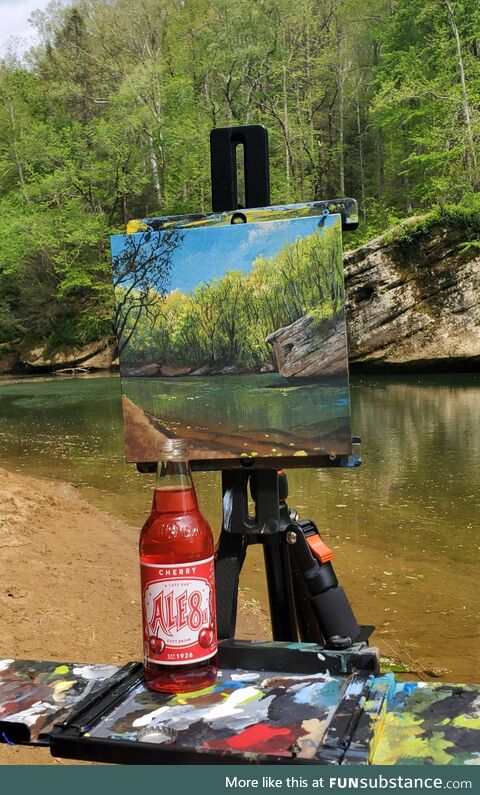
0, 372, 478, 681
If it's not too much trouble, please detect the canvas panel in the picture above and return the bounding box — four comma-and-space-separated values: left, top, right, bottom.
111, 213, 352, 466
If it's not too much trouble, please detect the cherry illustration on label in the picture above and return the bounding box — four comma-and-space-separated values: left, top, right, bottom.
149, 636, 165, 655
198, 627, 214, 648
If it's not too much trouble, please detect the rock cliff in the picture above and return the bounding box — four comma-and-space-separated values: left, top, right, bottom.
344, 217, 480, 369
21, 338, 116, 371
265, 313, 347, 377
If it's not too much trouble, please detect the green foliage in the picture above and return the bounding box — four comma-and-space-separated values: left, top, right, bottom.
383, 196, 480, 247
120, 225, 343, 368
0, 0, 479, 355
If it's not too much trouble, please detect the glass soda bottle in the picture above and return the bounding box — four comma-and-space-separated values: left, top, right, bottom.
139, 439, 218, 693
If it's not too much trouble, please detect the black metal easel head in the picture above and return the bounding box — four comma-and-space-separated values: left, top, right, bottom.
210, 125, 270, 212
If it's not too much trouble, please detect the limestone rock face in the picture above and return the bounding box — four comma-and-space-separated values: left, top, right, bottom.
22, 338, 116, 371
159, 365, 193, 377
121, 362, 162, 377
265, 313, 348, 377
344, 220, 480, 367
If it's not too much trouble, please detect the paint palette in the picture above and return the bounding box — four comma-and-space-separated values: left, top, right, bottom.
1, 644, 479, 765
47, 641, 381, 764
87, 669, 344, 759
0, 659, 135, 744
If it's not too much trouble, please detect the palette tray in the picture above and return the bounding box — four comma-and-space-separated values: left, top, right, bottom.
57, 670, 357, 764
46, 641, 379, 765
2, 643, 479, 765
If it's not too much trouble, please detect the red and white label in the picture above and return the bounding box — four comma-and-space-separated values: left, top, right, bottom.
141, 556, 217, 665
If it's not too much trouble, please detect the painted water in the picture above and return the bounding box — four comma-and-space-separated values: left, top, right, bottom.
0, 373, 478, 681
122, 373, 351, 459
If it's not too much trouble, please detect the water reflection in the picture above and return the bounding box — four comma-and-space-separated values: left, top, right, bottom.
0, 373, 478, 681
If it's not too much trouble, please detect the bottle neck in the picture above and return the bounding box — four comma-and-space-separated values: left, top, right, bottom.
152, 459, 199, 514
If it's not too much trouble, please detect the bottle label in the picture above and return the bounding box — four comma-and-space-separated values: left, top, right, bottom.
141, 556, 217, 665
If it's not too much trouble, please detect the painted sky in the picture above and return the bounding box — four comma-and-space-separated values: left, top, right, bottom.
112, 214, 336, 294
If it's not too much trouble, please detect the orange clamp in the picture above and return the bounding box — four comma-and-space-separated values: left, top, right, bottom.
306, 534, 335, 564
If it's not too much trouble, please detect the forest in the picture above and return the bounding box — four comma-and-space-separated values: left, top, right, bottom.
117, 223, 343, 370
0, 0, 479, 360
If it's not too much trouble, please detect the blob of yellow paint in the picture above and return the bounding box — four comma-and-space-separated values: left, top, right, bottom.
54, 665, 70, 675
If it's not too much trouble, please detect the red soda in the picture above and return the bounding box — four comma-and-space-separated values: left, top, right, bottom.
139, 439, 218, 692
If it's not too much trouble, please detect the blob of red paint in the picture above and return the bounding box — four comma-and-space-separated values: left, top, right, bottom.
205, 722, 297, 756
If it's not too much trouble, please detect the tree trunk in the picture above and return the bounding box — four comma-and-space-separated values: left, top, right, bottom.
282, 64, 291, 192
7, 100, 29, 202
355, 85, 367, 223
444, 0, 478, 179
338, 74, 345, 196
147, 130, 162, 207
401, 120, 412, 215
376, 128, 385, 204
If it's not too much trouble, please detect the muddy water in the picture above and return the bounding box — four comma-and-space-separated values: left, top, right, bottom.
0, 373, 478, 681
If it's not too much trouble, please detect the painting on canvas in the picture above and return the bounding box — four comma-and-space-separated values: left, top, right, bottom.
111, 213, 351, 465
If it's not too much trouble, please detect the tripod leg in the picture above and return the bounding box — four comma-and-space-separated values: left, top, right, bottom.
215, 530, 247, 640
253, 469, 298, 642
263, 540, 298, 642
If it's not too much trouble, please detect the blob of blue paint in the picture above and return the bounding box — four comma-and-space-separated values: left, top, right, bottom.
294, 679, 343, 707
2, 731, 15, 746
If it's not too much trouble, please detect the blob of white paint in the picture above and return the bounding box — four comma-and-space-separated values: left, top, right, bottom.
3, 700, 54, 727
72, 665, 119, 680
204, 686, 261, 721
133, 705, 170, 728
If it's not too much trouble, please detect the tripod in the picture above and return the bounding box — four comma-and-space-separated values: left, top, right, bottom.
215, 465, 372, 648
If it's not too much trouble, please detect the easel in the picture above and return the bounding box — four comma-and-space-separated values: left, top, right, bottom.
209, 126, 371, 649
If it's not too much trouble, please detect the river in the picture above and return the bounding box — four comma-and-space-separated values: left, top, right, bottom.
0, 372, 478, 681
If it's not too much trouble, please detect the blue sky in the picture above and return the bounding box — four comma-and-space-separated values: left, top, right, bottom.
112, 215, 336, 294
